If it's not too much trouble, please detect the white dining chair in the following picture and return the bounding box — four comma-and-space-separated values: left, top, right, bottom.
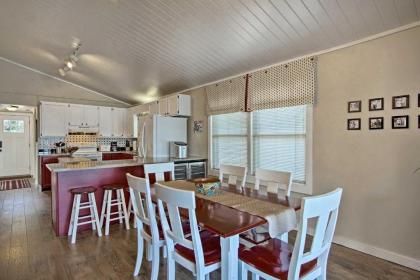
155, 183, 222, 280
144, 162, 175, 183
126, 173, 164, 279
254, 168, 293, 197
219, 164, 247, 189
239, 188, 343, 280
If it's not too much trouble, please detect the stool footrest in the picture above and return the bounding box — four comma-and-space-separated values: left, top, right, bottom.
108, 217, 125, 222
79, 205, 93, 210
78, 215, 93, 220
78, 220, 98, 226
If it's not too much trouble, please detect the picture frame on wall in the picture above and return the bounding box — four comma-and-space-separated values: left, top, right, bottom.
347, 118, 361, 130
369, 98, 384, 111
418, 93, 420, 107
392, 95, 410, 109
348, 101, 361, 113
369, 117, 384, 130
392, 115, 409, 129
418, 115, 420, 129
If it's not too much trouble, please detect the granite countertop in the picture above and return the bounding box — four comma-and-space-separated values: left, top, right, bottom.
46, 156, 207, 172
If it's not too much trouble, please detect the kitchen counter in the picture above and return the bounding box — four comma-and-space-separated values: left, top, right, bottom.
47, 156, 206, 172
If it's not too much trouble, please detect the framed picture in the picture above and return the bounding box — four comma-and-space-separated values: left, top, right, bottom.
347, 118, 361, 130
418, 93, 420, 107
392, 115, 409, 129
418, 115, 420, 129
348, 101, 361, 113
369, 117, 383, 130
369, 98, 384, 111
392, 95, 409, 109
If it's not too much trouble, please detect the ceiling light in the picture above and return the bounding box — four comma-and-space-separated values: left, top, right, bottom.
6, 105, 19, 111
59, 68, 66, 76
66, 61, 74, 69
58, 41, 82, 77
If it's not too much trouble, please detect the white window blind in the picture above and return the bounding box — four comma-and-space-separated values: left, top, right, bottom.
252, 105, 307, 183
211, 105, 308, 183
211, 112, 248, 169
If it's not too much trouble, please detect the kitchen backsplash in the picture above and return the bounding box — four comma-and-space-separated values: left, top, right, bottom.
38, 136, 133, 150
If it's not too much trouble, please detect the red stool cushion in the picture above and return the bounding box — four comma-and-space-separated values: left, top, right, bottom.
239, 239, 317, 279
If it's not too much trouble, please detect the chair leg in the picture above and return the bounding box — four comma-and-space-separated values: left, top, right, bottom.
71, 194, 81, 244
133, 226, 144, 276
88, 194, 96, 231
146, 242, 152, 261
119, 189, 130, 230
151, 243, 160, 280
100, 190, 108, 228
251, 273, 259, 280
90, 193, 102, 237
105, 190, 112, 236
240, 262, 248, 280
68, 196, 76, 236
166, 250, 175, 280
205, 273, 210, 280
116, 190, 123, 224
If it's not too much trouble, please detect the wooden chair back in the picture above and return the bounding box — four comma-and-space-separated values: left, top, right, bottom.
219, 164, 247, 188
288, 188, 343, 280
155, 183, 206, 270
254, 168, 293, 196
144, 162, 175, 183
126, 173, 159, 241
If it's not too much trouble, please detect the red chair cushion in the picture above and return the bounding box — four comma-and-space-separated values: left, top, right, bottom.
175, 230, 222, 266
239, 239, 317, 279
144, 221, 191, 240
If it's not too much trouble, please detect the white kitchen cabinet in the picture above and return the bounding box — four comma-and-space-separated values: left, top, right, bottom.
84, 106, 99, 127
99, 106, 113, 137
166, 94, 191, 116
149, 101, 159, 114
40, 102, 68, 137
158, 98, 168, 116
67, 104, 99, 127
124, 110, 134, 137
67, 104, 84, 127
111, 108, 126, 137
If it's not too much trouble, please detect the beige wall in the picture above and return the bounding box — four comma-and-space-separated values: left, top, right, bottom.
315, 26, 420, 261
181, 26, 420, 265
185, 87, 208, 157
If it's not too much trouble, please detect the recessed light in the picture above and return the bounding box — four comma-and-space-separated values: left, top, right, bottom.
59, 68, 66, 76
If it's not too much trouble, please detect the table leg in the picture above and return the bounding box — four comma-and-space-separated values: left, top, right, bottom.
220, 234, 240, 280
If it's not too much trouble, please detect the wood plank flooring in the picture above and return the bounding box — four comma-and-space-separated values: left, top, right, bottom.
0, 185, 419, 280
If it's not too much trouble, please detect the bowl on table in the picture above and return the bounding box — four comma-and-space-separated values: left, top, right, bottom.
193, 178, 222, 196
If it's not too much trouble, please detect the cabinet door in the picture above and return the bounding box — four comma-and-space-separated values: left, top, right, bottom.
167, 95, 179, 116
84, 106, 99, 127
149, 101, 159, 114
67, 104, 84, 127
40, 103, 68, 137
178, 94, 191, 116
99, 107, 113, 137
124, 110, 134, 137
159, 98, 168, 116
112, 108, 125, 137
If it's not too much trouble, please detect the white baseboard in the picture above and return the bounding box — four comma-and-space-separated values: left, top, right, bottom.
332, 235, 420, 272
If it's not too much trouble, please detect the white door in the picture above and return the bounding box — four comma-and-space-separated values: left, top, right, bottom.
40, 102, 67, 137
0, 114, 31, 177
67, 104, 84, 127
167, 95, 179, 116
99, 107, 113, 137
111, 108, 125, 137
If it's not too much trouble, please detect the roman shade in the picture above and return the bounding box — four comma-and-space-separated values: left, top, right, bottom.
205, 57, 317, 115
247, 57, 317, 111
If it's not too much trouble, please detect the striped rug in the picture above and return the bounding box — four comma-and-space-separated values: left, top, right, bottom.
0, 178, 31, 191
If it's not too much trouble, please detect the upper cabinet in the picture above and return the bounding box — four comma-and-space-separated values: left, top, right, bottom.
67, 104, 99, 128
157, 94, 191, 116
40, 102, 68, 137
98, 107, 113, 137
111, 108, 126, 137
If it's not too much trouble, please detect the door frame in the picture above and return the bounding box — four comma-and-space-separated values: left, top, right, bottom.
0, 111, 36, 180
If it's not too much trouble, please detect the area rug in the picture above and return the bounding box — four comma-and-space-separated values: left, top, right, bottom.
0, 178, 31, 191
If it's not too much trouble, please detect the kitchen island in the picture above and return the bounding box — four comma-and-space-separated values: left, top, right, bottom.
47, 156, 206, 236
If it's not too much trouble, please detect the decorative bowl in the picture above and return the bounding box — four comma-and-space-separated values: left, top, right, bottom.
193, 178, 221, 196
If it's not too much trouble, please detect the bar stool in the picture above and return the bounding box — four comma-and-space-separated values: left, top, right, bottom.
100, 184, 130, 235
126, 188, 137, 229
68, 186, 102, 244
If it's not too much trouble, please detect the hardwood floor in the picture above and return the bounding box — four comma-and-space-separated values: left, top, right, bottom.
0, 185, 419, 280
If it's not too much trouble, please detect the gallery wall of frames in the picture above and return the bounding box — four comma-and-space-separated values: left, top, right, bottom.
347, 93, 420, 130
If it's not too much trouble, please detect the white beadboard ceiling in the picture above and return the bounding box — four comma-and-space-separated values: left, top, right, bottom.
0, 0, 419, 105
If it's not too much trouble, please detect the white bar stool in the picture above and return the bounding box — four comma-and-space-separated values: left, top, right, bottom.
100, 185, 130, 235
68, 186, 102, 244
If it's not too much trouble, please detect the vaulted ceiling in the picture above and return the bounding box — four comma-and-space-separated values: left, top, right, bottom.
0, 0, 419, 105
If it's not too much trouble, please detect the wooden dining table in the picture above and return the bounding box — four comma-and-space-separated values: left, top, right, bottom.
154, 180, 302, 280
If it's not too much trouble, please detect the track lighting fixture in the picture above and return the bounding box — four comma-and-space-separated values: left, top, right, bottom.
58, 42, 81, 76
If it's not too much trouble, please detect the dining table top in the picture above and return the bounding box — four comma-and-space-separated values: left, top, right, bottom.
153, 180, 302, 238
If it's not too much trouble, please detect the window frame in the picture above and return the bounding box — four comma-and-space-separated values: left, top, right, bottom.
208, 105, 313, 195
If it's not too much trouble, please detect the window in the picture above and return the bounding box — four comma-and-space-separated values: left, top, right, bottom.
210, 105, 311, 184
3, 120, 24, 133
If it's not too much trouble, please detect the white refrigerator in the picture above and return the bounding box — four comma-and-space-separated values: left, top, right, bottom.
138, 114, 187, 158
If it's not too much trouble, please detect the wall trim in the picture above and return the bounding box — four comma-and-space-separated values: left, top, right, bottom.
0, 56, 131, 106
332, 235, 420, 272
169, 21, 420, 97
